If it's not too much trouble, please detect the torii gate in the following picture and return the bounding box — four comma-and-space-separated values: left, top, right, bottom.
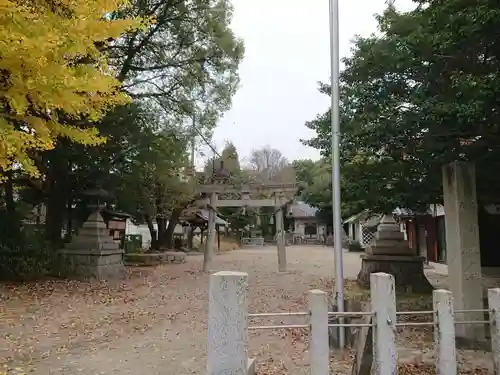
196, 182, 296, 272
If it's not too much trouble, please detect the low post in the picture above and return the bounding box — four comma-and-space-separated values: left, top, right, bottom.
309, 289, 329, 375
207, 271, 248, 375
488, 288, 500, 375
370, 272, 397, 375
433, 289, 457, 375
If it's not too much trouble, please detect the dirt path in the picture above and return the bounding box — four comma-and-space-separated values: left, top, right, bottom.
1, 247, 355, 375
0, 247, 495, 375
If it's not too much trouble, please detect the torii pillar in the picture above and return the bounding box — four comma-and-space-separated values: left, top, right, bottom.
442, 161, 485, 343
275, 193, 287, 272
203, 192, 218, 272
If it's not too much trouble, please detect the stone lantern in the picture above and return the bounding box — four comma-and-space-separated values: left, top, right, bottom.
81, 188, 111, 211
59, 188, 125, 280
357, 213, 432, 293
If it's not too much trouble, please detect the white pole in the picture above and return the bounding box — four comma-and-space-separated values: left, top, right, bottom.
329, 0, 345, 347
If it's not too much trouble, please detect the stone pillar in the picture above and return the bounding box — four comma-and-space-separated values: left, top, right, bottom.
60, 210, 124, 279
203, 192, 218, 272
207, 271, 249, 375
309, 290, 329, 375
275, 205, 287, 272
434, 289, 457, 375
442, 161, 485, 342
488, 288, 500, 375
371, 273, 397, 375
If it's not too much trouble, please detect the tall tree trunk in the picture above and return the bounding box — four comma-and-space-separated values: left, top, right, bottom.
64, 159, 73, 242
163, 207, 182, 249
45, 149, 69, 247
188, 226, 195, 249
145, 214, 157, 249
3, 171, 21, 242
46, 185, 66, 247
65, 195, 73, 242
4, 171, 16, 218
154, 181, 166, 247
156, 217, 167, 248
217, 225, 220, 251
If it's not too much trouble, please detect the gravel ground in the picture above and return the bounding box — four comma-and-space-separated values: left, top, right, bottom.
0, 246, 495, 375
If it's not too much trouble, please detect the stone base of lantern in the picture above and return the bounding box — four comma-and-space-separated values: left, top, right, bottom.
357, 254, 433, 293
59, 210, 125, 280
60, 248, 125, 280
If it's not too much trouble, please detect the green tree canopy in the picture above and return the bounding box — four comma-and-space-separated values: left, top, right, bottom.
5, 0, 245, 247
304, 0, 500, 215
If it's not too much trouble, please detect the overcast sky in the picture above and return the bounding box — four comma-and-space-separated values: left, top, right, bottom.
201, 0, 416, 165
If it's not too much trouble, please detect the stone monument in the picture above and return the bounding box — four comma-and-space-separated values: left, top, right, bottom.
357, 214, 432, 293
442, 161, 485, 344
59, 189, 125, 279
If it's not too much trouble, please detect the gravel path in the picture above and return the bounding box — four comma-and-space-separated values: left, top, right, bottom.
0, 246, 494, 375
1, 246, 356, 375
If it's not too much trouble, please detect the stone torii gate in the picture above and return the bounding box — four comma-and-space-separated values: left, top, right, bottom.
196, 182, 296, 272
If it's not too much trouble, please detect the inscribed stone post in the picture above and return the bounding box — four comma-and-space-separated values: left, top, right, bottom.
207, 271, 248, 375
442, 161, 485, 341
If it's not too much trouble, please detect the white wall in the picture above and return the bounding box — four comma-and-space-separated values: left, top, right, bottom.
430, 204, 445, 217
294, 221, 305, 234
125, 220, 156, 249
125, 219, 185, 249
318, 224, 326, 238
294, 220, 324, 240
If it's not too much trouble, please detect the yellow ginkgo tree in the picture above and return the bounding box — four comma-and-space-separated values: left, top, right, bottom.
0, 0, 142, 176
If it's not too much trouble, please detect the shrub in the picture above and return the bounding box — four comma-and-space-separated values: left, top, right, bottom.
0, 228, 64, 281
124, 234, 143, 253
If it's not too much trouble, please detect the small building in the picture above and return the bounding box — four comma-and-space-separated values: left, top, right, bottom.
286, 201, 327, 242
395, 203, 500, 267
101, 209, 131, 248
393, 206, 444, 264
343, 210, 381, 248
125, 219, 185, 249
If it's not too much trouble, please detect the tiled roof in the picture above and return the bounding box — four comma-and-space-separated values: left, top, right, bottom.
343, 210, 369, 224
288, 201, 318, 218
197, 209, 228, 225
392, 207, 432, 217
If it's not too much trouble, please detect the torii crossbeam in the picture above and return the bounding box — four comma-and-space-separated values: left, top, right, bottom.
197, 182, 296, 272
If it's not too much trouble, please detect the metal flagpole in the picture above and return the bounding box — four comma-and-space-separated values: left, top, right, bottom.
329, 0, 345, 348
